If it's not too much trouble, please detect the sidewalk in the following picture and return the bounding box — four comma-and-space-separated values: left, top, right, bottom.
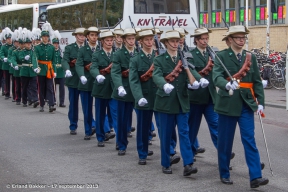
264, 88, 287, 109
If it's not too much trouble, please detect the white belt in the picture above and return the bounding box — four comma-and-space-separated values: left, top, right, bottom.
55, 64, 62, 67
22, 64, 33, 67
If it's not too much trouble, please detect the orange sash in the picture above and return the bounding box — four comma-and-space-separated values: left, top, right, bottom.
38, 60, 55, 79
239, 82, 265, 117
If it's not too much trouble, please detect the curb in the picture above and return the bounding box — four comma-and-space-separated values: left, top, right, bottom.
265, 102, 286, 109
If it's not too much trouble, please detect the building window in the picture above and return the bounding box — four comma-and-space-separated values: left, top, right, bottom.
272, 0, 285, 24
225, 0, 236, 26
211, 0, 221, 28
255, 0, 267, 25
199, 0, 208, 27
239, 0, 251, 26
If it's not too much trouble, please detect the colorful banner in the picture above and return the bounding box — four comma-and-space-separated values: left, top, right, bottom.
283, 6, 286, 19
273, 13, 278, 20
230, 10, 234, 22
203, 13, 207, 24
249, 9, 251, 20
200, 13, 203, 24
212, 12, 216, 23
206, 13, 209, 23
256, 7, 260, 20
265, 7, 268, 19
216, 12, 219, 23
240, 9, 244, 22
260, 7, 265, 20
278, 6, 283, 19
226, 10, 229, 22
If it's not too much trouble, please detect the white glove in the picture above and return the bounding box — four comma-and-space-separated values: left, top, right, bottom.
118, 86, 127, 97
65, 70, 72, 78
54, 73, 57, 78
163, 83, 174, 94
200, 78, 209, 88
225, 81, 239, 91
138, 98, 148, 106
34, 68, 40, 74
262, 80, 268, 88
257, 105, 264, 115
14, 66, 19, 70
24, 55, 30, 60
10, 63, 13, 67
3, 58, 7, 62
80, 76, 87, 85
96, 75, 106, 83
188, 81, 200, 89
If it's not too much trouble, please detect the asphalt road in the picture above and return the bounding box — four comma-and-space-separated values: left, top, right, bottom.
0, 87, 288, 192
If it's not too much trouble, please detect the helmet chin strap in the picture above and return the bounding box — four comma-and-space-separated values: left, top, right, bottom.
167, 41, 178, 49
124, 39, 134, 47
232, 38, 243, 47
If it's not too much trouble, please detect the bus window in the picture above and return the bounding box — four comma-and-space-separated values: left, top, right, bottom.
61, 6, 71, 30
71, 4, 82, 29
95, 0, 103, 27
134, 0, 190, 14
104, 0, 124, 28
24, 9, 33, 29
82, 1, 96, 28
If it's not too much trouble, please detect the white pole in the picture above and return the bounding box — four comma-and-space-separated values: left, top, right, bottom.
266, 0, 271, 56
245, 0, 249, 50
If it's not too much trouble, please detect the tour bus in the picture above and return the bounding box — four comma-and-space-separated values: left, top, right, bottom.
0, 3, 53, 30
46, 0, 198, 50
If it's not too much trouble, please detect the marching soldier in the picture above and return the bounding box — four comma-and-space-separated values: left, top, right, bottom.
62, 27, 86, 135
0, 32, 4, 96
75, 26, 100, 140
0, 27, 13, 100
52, 30, 65, 107
34, 22, 56, 112
113, 29, 123, 51
90, 30, 116, 147
129, 29, 156, 165
152, 30, 197, 175
212, 25, 268, 188
14, 30, 39, 107
111, 28, 136, 155
32, 28, 42, 46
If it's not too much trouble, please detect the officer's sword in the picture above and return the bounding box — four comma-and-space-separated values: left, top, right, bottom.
258, 114, 274, 176
191, 17, 235, 95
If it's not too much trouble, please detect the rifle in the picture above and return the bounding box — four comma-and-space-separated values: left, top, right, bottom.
151, 17, 165, 55
106, 20, 116, 52
176, 16, 189, 52
118, 18, 122, 30
96, 19, 102, 50
128, 16, 141, 53
168, 16, 195, 85
222, 17, 230, 29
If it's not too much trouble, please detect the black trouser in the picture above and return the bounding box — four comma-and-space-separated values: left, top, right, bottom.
14, 77, 21, 102
37, 75, 54, 107
0, 69, 4, 94
11, 76, 16, 100
54, 78, 65, 105
3, 70, 11, 97
21, 76, 38, 104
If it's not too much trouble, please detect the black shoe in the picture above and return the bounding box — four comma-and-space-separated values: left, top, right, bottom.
127, 132, 132, 138
23, 104, 27, 107
105, 132, 115, 141
84, 135, 91, 140
193, 157, 196, 162
230, 152, 235, 160
250, 178, 269, 188
183, 164, 198, 176
162, 167, 172, 174
39, 107, 44, 112
33, 101, 39, 108
116, 144, 119, 150
170, 155, 181, 165
70, 130, 77, 135
5, 97, 9, 100
118, 150, 126, 156
196, 147, 206, 154
98, 142, 105, 147
12, 99, 16, 102
148, 140, 152, 145
138, 159, 146, 165
261, 162, 265, 170
130, 127, 136, 132
90, 128, 96, 136
229, 166, 233, 170
49, 106, 55, 112
151, 131, 156, 137
28, 101, 33, 106
148, 150, 153, 156
221, 178, 233, 185
59, 104, 66, 107
16, 102, 21, 105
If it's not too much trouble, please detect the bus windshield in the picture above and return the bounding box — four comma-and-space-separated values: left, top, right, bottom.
0, 7, 33, 30
47, 0, 124, 31
134, 0, 190, 14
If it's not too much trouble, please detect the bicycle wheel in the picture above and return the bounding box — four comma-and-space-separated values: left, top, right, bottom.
269, 68, 286, 90
262, 65, 273, 89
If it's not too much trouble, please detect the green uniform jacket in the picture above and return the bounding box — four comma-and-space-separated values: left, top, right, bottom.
212, 47, 264, 116
111, 47, 136, 102
62, 43, 80, 88
54, 49, 64, 78
90, 49, 114, 99
8, 46, 17, 74
152, 51, 190, 114
188, 48, 217, 104
129, 50, 157, 110
34, 42, 56, 76
75, 44, 94, 92
0, 43, 13, 70
0, 43, 2, 69
11, 48, 22, 77
18, 48, 38, 77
